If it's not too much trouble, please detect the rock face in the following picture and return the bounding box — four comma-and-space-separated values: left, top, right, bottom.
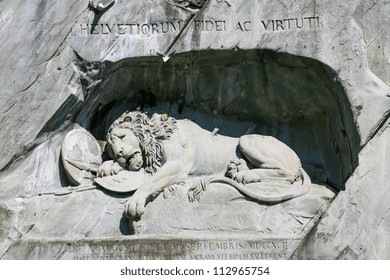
0, 0, 389, 259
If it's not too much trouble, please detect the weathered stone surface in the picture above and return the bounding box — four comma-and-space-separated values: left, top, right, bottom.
0, 0, 86, 171
293, 123, 390, 260
132, 182, 334, 238
354, 0, 390, 87
0, 0, 389, 259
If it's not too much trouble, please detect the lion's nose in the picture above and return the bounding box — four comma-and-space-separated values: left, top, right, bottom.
113, 144, 124, 156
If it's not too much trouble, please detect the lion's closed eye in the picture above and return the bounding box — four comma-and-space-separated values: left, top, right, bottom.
130, 151, 141, 159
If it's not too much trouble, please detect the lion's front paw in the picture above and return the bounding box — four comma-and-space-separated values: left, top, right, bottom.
98, 160, 123, 177
125, 191, 147, 218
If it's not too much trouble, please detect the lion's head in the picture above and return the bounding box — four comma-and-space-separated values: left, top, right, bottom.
106, 111, 177, 174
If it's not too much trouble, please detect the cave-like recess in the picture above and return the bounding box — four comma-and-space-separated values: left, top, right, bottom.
81, 49, 360, 189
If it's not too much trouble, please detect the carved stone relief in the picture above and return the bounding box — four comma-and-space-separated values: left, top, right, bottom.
54, 110, 335, 247
93, 111, 313, 219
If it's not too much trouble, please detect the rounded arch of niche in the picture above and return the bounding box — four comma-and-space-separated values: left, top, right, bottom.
88, 49, 360, 189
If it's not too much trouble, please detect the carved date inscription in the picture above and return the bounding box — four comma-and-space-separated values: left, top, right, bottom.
71, 239, 299, 260
6, 238, 301, 260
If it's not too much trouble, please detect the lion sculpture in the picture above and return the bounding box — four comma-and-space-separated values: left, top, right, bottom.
98, 111, 311, 218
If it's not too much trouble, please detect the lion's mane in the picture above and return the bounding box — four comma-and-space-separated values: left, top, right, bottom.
106, 111, 177, 174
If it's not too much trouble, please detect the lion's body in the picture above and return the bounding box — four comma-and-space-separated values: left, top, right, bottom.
172, 120, 240, 177
165, 120, 302, 181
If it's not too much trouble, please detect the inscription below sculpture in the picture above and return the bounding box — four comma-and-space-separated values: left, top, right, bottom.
3, 238, 300, 260
94, 111, 311, 219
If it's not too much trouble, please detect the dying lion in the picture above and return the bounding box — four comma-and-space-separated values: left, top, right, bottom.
98, 111, 311, 218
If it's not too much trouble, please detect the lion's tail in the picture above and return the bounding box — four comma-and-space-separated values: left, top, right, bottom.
209, 167, 311, 203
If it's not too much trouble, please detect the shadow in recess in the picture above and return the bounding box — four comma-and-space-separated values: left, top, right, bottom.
120, 212, 138, 235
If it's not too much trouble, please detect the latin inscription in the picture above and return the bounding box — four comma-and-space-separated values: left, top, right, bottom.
74, 16, 322, 35
194, 20, 227, 32
24, 239, 299, 260
80, 20, 185, 36
260, 17, 321, 31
